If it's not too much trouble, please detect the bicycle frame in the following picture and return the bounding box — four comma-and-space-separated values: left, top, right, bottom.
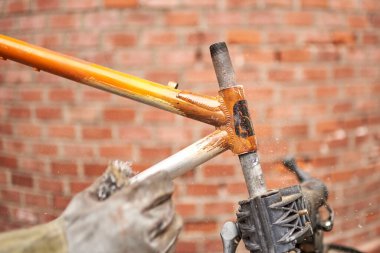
0, 34, 364, 253
0, 34, 265, 196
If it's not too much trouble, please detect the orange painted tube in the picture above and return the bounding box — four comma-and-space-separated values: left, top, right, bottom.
0, 34, 226, 126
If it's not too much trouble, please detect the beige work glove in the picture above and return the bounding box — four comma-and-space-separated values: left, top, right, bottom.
0, 161, 182, 253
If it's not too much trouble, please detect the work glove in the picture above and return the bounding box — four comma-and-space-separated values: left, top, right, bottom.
0, 161, 182, 253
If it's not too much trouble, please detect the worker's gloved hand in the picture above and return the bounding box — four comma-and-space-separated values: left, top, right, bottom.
61, 161, 182, 253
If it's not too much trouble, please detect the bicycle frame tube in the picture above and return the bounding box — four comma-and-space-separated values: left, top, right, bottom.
0, 34, 226, 126
131, 130, 229, 183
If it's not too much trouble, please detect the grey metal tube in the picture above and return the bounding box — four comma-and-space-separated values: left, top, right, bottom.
130, 130, 228, 183
238, 153, 267, 197
210, 42, 237, 89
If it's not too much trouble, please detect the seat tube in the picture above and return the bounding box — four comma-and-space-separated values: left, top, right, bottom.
210, 42, 267, 198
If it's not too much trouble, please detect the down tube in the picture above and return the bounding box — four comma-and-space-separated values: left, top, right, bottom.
130, 130, 229, 183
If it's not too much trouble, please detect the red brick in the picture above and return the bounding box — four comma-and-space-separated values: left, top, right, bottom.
297, 140, 322, 152
348, 15, 368, 28
330, 0, 355, 10
48, 89, 74, 101
0, 123, 13, 135
0, 155, 18, 169
0, 171, 7, 184
255, 124, 274, 138
99, 145, 132, 158
63, 145, 95, 158
282, 87, 311, 100
4, 140, 25, 153
205, 239, 223, 252
12, 174, 33, 188
104, 0, 138, 8
36, 107, 62, 120
157, 49, 196, 67
39, 178, 63, 193
146, 71, 179, 84
184, 220, 218, 233
227, 29, 261, 44
267, 106, 296, 119
268, 69, 294, 82
207, 12, 245, 26
48, 125, 75, 139
281, 124, 308, 137
303, 68, 328, 80
2, 190, 21, 203
143, 31, 178, 46
84, 163, 107, 177
3, 69, 32, 83
312, 156, 338, 167
119, 50, 152, 67
227, 0, 257, 7
19, 89, 43, 101
82, 89, 112, 101
25, 194, 49, 208
35, 0, 59, 10
6, 0, 28, 13
70, 180, 92, 194
33, 144, 58, 156
301, 0, 328, 8
103, 108, 135, 122
182, 0, 216, 7
106, 33, 136, 47
286, 12, 314, 26
187, 32, 219, 45
53, 195, 71, 209
244, 50, 276, 63
332, 31, 356, 45
176, 203, 197, 217
82, 11, 120, 29
124, 12, 155, 26
334, 66, 354, 79
333, 102, 353, 113
119, 126, 151, 142
139, 0, 178, 8
165, 12, 198, 26
187, 184, 219, 196
8, 107, 31, 119
51, 161, 78, 176
19, 158, 46, 173
268, 32, 296, 44
204, 202, 236, 215
203, 165, 235, 177
175, 241, 197, 253
139, 147, 171, 161
66, 0, 99, 9
143, 110, 175, 123
0, 18, 16, 32
50, 14, 78, 29
0, 205, 10, 217
259, 140, 288, 157
248, 12, 280, 25
82, 127, 112, 140
278, 49, 311, 62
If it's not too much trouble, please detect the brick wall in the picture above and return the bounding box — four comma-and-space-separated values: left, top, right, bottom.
1, 0, 380, 252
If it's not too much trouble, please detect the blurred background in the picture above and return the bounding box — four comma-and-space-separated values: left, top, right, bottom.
0, 0, 379, 252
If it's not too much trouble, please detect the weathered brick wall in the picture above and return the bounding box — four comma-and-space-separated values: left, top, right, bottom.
1, 0, 380, 252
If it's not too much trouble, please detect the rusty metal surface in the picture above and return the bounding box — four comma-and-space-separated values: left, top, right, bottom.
0, 35, 226, 126
217, 86, 258, 154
